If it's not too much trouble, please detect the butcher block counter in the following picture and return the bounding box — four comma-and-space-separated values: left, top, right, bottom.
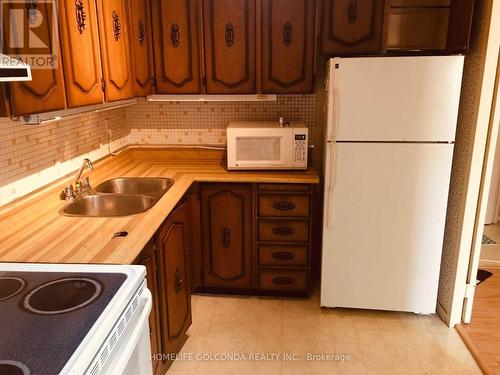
0, 148, 319, 265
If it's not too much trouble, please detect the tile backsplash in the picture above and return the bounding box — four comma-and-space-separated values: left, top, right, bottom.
126, 94, 317, 145
0, 94, 318, 205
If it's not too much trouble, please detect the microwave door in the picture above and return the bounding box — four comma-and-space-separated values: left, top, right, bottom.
234, 135, 286, 168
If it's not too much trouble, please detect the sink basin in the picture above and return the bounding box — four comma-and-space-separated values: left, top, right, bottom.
62, 194, 155, 217
95, 177, 173, 198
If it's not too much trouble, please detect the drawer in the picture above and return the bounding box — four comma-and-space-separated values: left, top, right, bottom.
258, 194, 310, 217
386, 8, 449, 50
259, 270, 308, 291
258, 220, 309, 242
258, 184, 310, 192
259, 245, 308, 267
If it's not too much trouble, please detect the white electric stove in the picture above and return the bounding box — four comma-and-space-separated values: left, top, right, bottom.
0, 263, 153, 375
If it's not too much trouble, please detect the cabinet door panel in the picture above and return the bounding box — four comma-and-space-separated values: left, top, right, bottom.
157, 201, 192, 355
152, 0, 201, 93
127, 0, 154, 96
3, 1, 66, 115
321, 0, 385, 55
261, 0, 315, 93
201, 184, 253, 288
203, 0, 256, 93
136, 242, 162, 374
59, 0, 103, 107
96, 0, 135, 101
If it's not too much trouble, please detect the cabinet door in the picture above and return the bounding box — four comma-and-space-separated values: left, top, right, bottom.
157, 200, 192, 356
2, 1, 66, 115
96, 0, 135, 101
127, 0, 154, 96
320, 0, 385, 55
59, 0, 103, 107
261, 0, 315, 93
201, 184, 253, 288
202, 0, 256, 93
136, 241, 162, 375
151, 0, 202, 93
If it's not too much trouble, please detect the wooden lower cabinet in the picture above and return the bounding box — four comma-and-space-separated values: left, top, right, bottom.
200, 183, 253, 288
194, 182, 313, 295
136, 198, 192, 374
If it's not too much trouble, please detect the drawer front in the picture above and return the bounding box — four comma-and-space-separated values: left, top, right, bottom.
258, 220, 309, 242
258, 194, 310, 217
259, 245, 308, 267
259, 270, 307, 291
258, 184, 310, 192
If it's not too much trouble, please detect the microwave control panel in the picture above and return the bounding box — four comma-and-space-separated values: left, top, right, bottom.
294, 133, 308, 166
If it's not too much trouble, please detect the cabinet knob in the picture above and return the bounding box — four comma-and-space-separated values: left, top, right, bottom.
225, 23, 234, 47
272, 201, 296, 211
272, 227, 295, 236
283, 22, 293, 46
112, 10, 121, 41
272, 276, 294, 285
271, 251, 295, 261
221, 228, 231, 248
170, 23, 180, 48
174, 268, 183, 294
138, 20, 145, 45
75, 0, 86, 34
347, 0, 358, 24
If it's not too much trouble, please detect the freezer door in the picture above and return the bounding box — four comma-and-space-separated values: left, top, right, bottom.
321, 143, 454, 313
329, 56, 464, 142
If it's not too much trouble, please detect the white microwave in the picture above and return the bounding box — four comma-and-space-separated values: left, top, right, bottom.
227, 121, 308, 170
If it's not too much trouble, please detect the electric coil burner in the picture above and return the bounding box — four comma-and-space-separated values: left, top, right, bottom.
0, 360, 30, 375
0, 277, 26, 302
23, 277, 102, 315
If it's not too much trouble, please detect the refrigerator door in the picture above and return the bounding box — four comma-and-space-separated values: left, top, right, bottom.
328, 56, 464, 142
321, 142, 454, 313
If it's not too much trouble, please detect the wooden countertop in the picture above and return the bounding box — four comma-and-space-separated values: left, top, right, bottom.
0, 148, 319, 265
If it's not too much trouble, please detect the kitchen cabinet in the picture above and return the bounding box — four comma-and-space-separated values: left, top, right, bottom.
261, 0, 316, 93
135, 240, 162, 375
201, 183, 253, 288
384, 0, 475, 52
156, 199, 192, 359
202, 0, 256, 93
2, 1, 67, 116
151, 0, 202, 94
320, 0, 386, 55
59, 0, 104, 107
195, 183, 313, 295
96, 0, 135, 101
127, 0, 155, 96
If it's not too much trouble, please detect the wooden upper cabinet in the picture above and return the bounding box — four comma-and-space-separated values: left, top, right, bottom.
96, 0, 135, 101
202, 0, 256, 93
261, 0, 315, 93
2, 1, 66, 116
321, 0, 385, 55
157, 200, 192, 356
59, 0, 103, 108
151, 0, 202, 94
127, 0, 154, 96
201, 184, 253, 288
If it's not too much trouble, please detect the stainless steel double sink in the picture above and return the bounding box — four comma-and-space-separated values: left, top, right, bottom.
62, 177, 174, 217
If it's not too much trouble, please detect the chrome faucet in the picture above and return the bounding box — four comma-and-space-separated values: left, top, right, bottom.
60, 158, 94, 200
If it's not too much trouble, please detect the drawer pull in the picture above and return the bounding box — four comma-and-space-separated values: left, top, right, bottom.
271, 251, 295, 261
272, 227, 295, 236
221, 227, 231, 248
272, 201, 296, 211
272, 276, 294, 285
141, 255, 152, 263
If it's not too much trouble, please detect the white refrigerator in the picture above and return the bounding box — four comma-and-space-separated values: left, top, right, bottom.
321, 56, 464, 314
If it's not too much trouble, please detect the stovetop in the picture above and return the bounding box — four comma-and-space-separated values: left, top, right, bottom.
0, 270, 127, 375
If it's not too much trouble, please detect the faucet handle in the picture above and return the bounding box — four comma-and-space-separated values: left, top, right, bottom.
60, 185, 75, 200
83, 176, 91, 189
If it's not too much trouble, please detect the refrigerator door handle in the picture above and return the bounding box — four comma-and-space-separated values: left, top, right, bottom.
325, 140, 337, 229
